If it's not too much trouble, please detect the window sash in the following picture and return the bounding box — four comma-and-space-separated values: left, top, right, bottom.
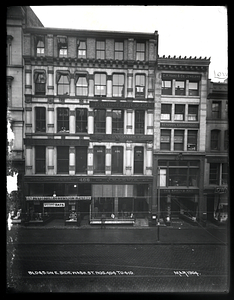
112, 74, 125, 97
76, 76, 88, 96
75, 146, 87, 174
189, 81, 199, 96
57, 147, 69, 174
114, 42, 124, 60
96, 41, 105, 59
212, 102, 221, 119
57, 108, 69, 132
135, 110, 145, 134
211, 130, 220, 150
162, 80, 172, 95
57, 74, 70, 95
112, 110, 124, 133
112, 146, 123, 174
175, 81, 185, 95
188, 105, 198, 121
78, 41, 86, 58
94, 109, 106, 133
76, 109, 87, 133
94, 146, 105, 174
35, 107, 46, 132
136, 43, 145, 61
187, 130, 197, 151
35, 146, 46, 174
134, 147, 144, 174
209, 163, 220, 185
94, 73, 106, 96
160, 130, 171, 150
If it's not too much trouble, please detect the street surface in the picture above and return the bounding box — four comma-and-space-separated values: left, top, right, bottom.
7, 225, 229, 293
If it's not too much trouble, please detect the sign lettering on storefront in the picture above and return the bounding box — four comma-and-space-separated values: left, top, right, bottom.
26, 196, 91, 201
90, 134, 153, 142
160, 123, 199, 128
162, 73, 201, 81
160, 189, 199, 194
90, 101, 154, 109
214, 187, 228, 194
43, 203, 65, 207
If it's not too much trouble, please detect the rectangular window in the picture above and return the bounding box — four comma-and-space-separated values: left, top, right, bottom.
57, 108, 69, 132
224, 130, 228, 150
58, 36, 68, 58
112, 146, 123, 174
76, 108, 87, 133
159, 169, 167, 187
36, 39, 45, 56
160, 129, 171, 150
136, 42, 145, 61
96, 41, 105, 59
161, 104, 171, 120
211, 130, 220, 150
169, 168, 187, 186
135, 110, 145, 134
35, 72, 46, 95
188, 105, 198, 121
94, 73, 106, 96
189, 81, 199, 96
134, 146, 144, 174
35, 107, 46, 132
135, 75, 145, 98
175, 80, 185, 95
112, 74, 125, 97
189, 168, 199, 187
209, 163, 220, 185
57, 73, 70, 95
59, 47, 67, 57
75, 146, 87, 174
94, 109, 106, 133
162, 80, 172, 95
75, 75, 88, 96
35, 146, 46, 174
78, 41, 86, 58
174, 104, 185, 121
212, 101, 221, 119
174, 130, 184, 151
57, 147, 69, 174
222, 163, 228, 185
94, 146, 105, 174
114, 41, 124, 60
112, 110, 124, 133
187, 130, 197, 151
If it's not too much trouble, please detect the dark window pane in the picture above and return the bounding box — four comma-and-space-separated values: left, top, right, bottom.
76, 108, 87, 133
94, 109, 106, 133
35, 146, 46, 174
134, 147, 144, 174
76, 146, 87, 173
94, 146, 105, 174
112, 110, 124, 133
112, 146, 123, 174
57, 147, 69, 174
35, 107, 46, 132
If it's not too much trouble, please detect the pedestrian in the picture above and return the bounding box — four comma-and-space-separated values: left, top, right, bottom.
101, 213, 106, 229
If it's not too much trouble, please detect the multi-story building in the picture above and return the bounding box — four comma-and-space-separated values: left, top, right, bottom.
22, 25, 158, 224
204, 80, 228, 223
153, 56, 210, 225
7, 6, 43, 207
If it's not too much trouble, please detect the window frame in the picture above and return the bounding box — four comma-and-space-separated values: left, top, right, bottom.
93, 146, 106, 174
57, 72, 70, 95
134, 146, 144, 174
112, 73, 125, 97
209, 163, 220, 185
135, 110, 145, 134
211, 129, 220, 150
75, 146, 87, 174
160, 129, 171, 151
162, 80, 172, 95
111, 146, 123, 174
136, 42, 145, 61
188, 105, 199, 121
96, 40, 105, 59
112, 109, 124, 133
57, 146, 69, 174
76, 108, 87, 133
114, 41, 124, 60
57, 107, 69, 132
161, 104, 172, 121
35, 107, 46, 133
77, 40, 87, 58
174, 104, 185, 121
34, 71, 46, 95
189, 81, 199, 96
75, 74, 88, 96
135, 74, 146, 98
94, 109, 106, 133
94, 73, 107, 97
187, 130, 198, 151
211, 101, 221, 119
35, 146, 46, 174
174, 130, 184, 151
175, 80, 186, 95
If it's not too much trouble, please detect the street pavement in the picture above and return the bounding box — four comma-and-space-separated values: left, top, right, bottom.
7, 224, 229, 293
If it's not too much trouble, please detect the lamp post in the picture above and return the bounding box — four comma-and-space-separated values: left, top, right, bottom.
157, 166, 160, 242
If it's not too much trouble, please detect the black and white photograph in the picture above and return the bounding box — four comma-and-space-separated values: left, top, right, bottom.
6, 5, 228, 293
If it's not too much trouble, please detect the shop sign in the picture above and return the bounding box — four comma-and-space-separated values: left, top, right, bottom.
44, 203, 65, 207
160, 122, 199, 128
214, 187, 228, 194
26, 196, 91, 201
162, 73, 201, 81
160, 189, 198, 194
90, 101, 154, 109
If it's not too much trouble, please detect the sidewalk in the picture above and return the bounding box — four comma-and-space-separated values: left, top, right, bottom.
12, 222, 228, 246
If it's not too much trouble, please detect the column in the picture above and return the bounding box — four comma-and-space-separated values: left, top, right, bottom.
69, 146, 75, 175
148, 71, 154, 98
107, 75, 112, 98
127, 70, 133, 98
47, 66, 54, 96
146, 143, 153, 175
147, 109, 154, 135
88, 110, 94, 134
126, 109, 133, 134
87, 146, 93, 175
25, 107, 32, 134
114, 197, 118, 216
106, 110, 112, 134
170, 129, 174, 151
25, 66, 32, 95
47, 146, 54, 175
70, 110, 76, 134
25, 146, 33, 175
70, 74, 75, 97
125, 143, 132, 175
106, 147, 111, 175
47, 107, 54, 134
184, 129, 188, 151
